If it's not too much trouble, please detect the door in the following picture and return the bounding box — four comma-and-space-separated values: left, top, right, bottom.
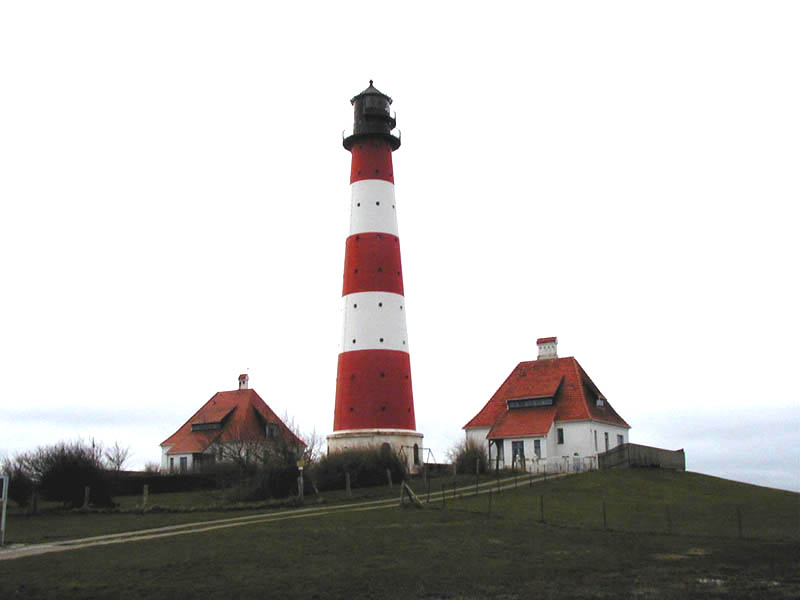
512, 441, 525, 469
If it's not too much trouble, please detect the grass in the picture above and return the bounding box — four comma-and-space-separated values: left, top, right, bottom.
1, 469, 798, 599
2, 471, 503, 544
455, 469, 800, 540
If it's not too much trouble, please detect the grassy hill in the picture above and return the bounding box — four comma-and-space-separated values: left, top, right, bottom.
1, 469, 798, 599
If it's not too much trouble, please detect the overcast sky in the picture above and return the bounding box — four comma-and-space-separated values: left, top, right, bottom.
2, 2, 798, 492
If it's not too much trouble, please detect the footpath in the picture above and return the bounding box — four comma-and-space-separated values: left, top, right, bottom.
0, 472, 572, 562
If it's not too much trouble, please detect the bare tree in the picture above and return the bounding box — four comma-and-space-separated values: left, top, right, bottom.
281, 410, 322, 465
104, 441, 131, 471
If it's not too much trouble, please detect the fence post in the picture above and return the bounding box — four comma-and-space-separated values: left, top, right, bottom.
602, 499, 608, 530
427, 477, 431, 503
298, 474, 304, 503
737, 506, 743, 539
345, 472, 352, 498
386, 469, 393, 488
83, 486, 91, 510
1, 473, 8, 547
142, 484, 149, 508
488, 489, 492, 519
475, 468, 479, 495
453, 478, 457, 499
539, 494, 544, 523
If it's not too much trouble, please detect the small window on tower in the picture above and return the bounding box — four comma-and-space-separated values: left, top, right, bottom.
557, 428, 564, 444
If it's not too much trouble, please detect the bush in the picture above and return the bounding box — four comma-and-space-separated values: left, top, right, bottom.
29, 440, 114, 508
312, 446, 407, 492
223, 466, 306, 502
1, 456, 35, 508
448, 439, 488, 475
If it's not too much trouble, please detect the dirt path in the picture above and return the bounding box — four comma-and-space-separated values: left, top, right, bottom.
0, 472, 571, 562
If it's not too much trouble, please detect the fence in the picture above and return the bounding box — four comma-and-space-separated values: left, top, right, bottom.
598, 443, 685, 470
422, 472, 796, 542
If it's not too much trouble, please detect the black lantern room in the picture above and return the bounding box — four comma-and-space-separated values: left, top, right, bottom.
343, 81, 401, 151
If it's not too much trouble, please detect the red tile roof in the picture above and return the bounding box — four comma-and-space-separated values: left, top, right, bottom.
487, 406, 557, 439
464, 356, 629, 435
536, 337, 557, 344
161, 389, 305, 455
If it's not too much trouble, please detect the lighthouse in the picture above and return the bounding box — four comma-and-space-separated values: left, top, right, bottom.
327, 82, 423, 472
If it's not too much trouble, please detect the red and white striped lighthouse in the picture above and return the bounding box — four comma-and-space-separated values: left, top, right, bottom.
327, 82, 423, 471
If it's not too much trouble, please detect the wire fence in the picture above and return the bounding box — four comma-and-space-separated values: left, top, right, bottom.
405, 472, 799, 543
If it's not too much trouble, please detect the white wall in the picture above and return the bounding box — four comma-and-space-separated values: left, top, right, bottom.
465, 427, 490, 455
551, 420, 629, 459
467, 420, 629, 471
328, 429, 425, 473
160, 446, 193, 472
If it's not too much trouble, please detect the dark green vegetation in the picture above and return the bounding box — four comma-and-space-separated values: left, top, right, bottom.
1, 470, 798, 599
448, 437, 489, 474
313, 445, 408, 491
3, 440, 113, 508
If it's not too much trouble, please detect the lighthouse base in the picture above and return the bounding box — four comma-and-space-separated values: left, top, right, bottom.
327, 429, 425, 474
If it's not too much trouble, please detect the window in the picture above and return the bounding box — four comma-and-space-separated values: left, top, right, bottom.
413, 444, 420, 466
179, 456, 188, 472
534, 439, 541, 459
604, 432, 609, 452
191, 422, 222, 432
557, 428, 564, 444
594, 430, 598, 451
169, 457, 174, 472
266, 423, 278, 439
617, 434, 624, 447
508, 397, 553, 409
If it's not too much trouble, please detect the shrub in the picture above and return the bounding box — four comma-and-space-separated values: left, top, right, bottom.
28, 440, 114, 508
312, 446, 407, 492
1, 456, 35, 508
448, 439, 488, 475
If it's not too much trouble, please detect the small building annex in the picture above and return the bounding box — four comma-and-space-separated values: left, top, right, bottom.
160, 374, 305, 472
464, 337, 630, 471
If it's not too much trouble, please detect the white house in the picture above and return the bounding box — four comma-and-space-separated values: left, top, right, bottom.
160, 374, 305, 472
464, 337, 630, 472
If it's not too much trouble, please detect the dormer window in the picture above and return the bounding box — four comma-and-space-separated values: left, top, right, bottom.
192, 422, 222, 432
596, 398, 604, 407
266, 423, 278, 439
508, 396, 553, 409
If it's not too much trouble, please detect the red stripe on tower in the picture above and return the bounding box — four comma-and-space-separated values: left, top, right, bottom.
328, 82, 423, 471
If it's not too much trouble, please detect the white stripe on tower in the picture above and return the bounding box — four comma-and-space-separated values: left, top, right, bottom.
349, 180, 399, 236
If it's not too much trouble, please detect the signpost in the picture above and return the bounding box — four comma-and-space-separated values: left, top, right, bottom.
1, 473, 9, 546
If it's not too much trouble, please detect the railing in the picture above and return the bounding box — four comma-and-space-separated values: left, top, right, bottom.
493, 455, 599, 474
342, 128, 401, 143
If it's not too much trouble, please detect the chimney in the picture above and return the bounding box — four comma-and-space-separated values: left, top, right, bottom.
537, 337, 558, 360
238, 374, 249, 390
